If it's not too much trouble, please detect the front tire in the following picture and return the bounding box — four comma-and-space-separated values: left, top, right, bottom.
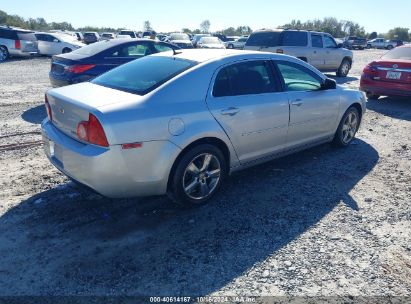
387, 45, 394, 50
336, 58, 351, 77
332, 107, 360, 147
168, 144, 226, 207
227, 44, 234, 49
0, 46, 9, 62
62, 48, 72, 54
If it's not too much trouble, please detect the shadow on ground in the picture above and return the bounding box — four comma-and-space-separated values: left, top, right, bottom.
367, 96, 411, 121
0, 140, 378, 295
21, 104, 47, 124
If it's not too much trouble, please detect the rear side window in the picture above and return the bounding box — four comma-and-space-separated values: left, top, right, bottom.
213, 60, 277, 97
311, 34, 323, 48
246, 32, 281, 47
154, 43, 174, 52
92, 56, 197, 95
276, 61, 323, 91
282, 31, 308, 46
107, 43, 152, 57
0, 29, 18, 40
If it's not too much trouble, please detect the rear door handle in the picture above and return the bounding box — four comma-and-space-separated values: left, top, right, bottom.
291, 99, 303, 106
221, 107, 240, 116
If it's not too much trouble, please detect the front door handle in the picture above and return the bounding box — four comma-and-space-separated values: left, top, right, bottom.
291, 99, 303, 107
221, 107, 240, 116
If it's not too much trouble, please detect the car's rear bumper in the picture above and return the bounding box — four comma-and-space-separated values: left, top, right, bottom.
9, 50, 38, 57
41, 119, 181, 198
360, 77, 411, 97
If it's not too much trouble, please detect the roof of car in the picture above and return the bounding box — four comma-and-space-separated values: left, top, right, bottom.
151, 49, 285, 63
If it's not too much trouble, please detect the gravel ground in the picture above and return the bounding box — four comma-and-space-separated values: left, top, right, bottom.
0, 50, 410, 298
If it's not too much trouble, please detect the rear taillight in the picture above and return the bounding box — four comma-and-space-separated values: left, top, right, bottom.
76, 113, 109, 147
45, 95, 52, 121
66, 64, 96, 74
15, 40, 21, 49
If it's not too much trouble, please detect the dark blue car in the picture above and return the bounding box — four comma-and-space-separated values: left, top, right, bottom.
49, 38, 180, 87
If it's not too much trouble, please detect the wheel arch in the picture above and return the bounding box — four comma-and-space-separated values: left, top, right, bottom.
167, 137, 232, 191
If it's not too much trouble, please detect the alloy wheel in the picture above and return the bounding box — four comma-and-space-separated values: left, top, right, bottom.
342, 111, 358, 144
182, 153, 221, 200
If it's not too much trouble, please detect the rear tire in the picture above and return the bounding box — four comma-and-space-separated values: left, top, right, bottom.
332, 107, 360, 147
367, 44, 371, 49
336, 58, 351, 77
0, 46, 9, 62
168, 144, 227, 207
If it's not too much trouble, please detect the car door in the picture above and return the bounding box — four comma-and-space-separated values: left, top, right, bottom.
206, 60, 290, 164
274, 60, 340, 148
309, 33, 326, 70
35, 34, 48, 55
323, 35, 341, 70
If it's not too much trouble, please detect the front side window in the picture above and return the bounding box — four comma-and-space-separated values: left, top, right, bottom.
324, 36, 337, 48
311, 34, 323, 48
282, 31, 308, 46
92, 56, 197, 95
213, 60, 277, 97
276, 61, 323, 92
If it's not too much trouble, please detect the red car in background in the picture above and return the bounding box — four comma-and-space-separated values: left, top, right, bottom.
360, 44, 411, 100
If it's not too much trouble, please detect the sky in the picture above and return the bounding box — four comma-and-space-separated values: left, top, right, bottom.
1, 0, 410, 34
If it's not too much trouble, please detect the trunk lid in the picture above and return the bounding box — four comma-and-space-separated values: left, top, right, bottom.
373, 59, 411, 84
47, 82, 142, 140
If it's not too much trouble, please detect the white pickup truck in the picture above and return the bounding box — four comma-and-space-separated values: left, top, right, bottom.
367, 38, 397, 50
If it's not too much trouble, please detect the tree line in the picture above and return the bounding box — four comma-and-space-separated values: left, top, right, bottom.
1, 9, 409, 41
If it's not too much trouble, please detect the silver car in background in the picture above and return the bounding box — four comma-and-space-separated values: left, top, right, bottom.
42, 50, 366, 206
0, 26, 38, 61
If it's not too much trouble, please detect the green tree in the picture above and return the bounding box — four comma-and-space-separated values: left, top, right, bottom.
200, 20, 210, 33
368, 32, 378, 39
143, 20, 152, 31
386, 27, 409, 41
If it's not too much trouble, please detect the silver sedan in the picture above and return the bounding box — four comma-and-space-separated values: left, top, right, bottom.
41, 49, 366, 206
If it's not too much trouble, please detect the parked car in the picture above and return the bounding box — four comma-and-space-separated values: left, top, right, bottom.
35, 32, 84, 55
225, 37, 248, 49
192, 34, 211, 48
197, 37, 225, 49
367, 38, 397, 50
244, 29, 353, 77
100, 33, 115, 41
75, 32, 83, 42
0, 26, 38, 62
49, 38, 180, 87
343, 36, 367, 50
168, 33, 193, 49
42, 49, 366, 206
360, 44, 411, 99
119, 30, 138, 38
83, 32, 100, 44
389, 40, 404, 47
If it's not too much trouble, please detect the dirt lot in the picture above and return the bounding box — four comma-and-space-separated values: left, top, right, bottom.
0, 49, 410, 298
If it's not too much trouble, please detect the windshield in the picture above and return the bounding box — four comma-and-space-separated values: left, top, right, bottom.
200, 37, 221, 44
92, 56, 197, 95
170, 33, 189, 40
382, 47, 411, 60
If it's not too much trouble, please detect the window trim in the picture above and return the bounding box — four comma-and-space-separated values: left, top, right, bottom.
211, 59, 282, 98
272, 60, 325, 93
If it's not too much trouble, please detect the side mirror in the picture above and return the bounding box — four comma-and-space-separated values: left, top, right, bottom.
337, 43, 343, 48
321, 78, 336, 90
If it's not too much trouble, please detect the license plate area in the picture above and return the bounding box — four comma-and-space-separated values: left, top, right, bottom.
386, 71, 402, 80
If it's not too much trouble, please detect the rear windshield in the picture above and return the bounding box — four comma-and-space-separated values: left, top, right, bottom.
170, 33, 190, 41
92, 56, 197, 95
382, 47, 411, 60
246, 31, 281, 47
72, 40, 115, 56
200, 37, 221, 44
84, 33, 97, 37
17, 32, 37, 41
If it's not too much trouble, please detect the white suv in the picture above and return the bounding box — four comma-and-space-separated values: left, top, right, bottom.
244, 29, 353, 77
